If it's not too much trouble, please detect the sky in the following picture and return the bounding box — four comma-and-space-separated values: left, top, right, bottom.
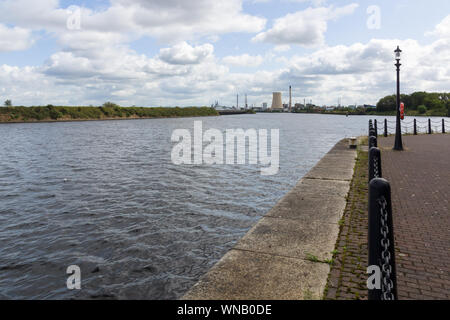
0, 0, 449, 107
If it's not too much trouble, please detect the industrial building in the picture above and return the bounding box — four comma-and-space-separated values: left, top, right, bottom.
271, 92, 283, 110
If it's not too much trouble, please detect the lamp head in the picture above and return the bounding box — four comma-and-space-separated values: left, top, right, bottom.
395, 46, 402, 60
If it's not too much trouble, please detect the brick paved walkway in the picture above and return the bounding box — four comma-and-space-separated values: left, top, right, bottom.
378, 134, 450, 300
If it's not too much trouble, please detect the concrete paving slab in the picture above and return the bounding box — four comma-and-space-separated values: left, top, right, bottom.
265, 193, 346, 223
183, 249, 330, 300
234, 217, 339, 261
302, 141, 356, 182
294, 178, 351, 198
314, 156, 356, 168
304, 165, 355, 181
316, 151, 356, 159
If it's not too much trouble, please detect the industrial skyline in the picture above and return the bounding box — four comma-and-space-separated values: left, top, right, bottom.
213, 85, 356, 111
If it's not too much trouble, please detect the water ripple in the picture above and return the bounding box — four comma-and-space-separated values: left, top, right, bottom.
0, 113, 404, 299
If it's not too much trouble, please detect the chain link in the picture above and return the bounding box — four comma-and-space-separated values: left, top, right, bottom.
378, 196, 395, 300
373, 156, 379, 179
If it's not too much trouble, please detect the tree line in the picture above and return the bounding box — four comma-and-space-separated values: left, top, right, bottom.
0, 102, 219, 122
376, 92, 450, 116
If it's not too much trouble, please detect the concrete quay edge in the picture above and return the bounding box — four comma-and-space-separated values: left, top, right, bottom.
182, 138, 357, 300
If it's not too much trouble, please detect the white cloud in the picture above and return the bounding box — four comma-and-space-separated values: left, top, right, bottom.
252, 4, 359, 47
128, 0, 266, 41
159, 42, 214, 65
57, 31, 128, 56
0, 64, 63, 104
222, 54, 264, 67
0, 0, 266, 43
273, 45, 291, 52
112, 88, 137, 97
254, 0, 328, 4
286, 40, 392, 75
426, 14, 450, 38
280, 38, 450, 105
287, 0, 327, 6
0, 24, 34, 52
43, 52, 96, 78
0, 0, 67, 31
3, 35, 450, 107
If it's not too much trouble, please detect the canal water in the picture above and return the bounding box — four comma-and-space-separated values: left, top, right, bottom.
0, 113, 440, 299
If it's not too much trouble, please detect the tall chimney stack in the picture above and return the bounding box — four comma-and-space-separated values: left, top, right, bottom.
289, 86, 292, 112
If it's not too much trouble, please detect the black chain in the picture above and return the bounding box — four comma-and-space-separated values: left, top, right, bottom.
378, 196, 394, 300
373, 156, 379, 178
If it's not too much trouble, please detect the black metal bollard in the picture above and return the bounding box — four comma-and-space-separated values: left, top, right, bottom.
428, 119, 432, 134
369, 147, 382, 182
384, 119, 388, 137
443, 119, 446, 134
369, 135, 377, 149
374, 119, 378, 137
368, 178, 397, 300
369, 121, 375, 137
413, 119, 417, 135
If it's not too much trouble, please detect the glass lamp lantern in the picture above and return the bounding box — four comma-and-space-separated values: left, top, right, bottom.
395, 46, 402, 60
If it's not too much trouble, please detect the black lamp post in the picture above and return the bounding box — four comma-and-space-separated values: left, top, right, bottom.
393, 46, 403, 151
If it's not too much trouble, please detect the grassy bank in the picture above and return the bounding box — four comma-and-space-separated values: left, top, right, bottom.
0, 105, 219, 123
292, 109, 449, 117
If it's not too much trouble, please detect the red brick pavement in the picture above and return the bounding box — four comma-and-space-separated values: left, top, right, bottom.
378, 134, 450, 300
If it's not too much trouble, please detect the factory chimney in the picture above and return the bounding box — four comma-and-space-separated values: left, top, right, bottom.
289, 86, 292, 112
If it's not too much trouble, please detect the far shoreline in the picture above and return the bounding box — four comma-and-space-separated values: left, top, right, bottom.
0, 105, 221, 124
256, 111, 449, 118
0, 114, 223, 125
1, 111, 448, 125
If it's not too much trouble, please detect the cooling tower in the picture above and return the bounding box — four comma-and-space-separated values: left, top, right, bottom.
271, 92, 283, 110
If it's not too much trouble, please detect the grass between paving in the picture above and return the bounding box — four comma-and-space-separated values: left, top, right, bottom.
322, 143, 370, 300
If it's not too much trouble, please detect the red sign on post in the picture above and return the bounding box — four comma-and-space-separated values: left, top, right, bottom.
400, 102, 405, 120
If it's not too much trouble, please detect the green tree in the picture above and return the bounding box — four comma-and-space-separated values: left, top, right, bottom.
417, 105, 427, 114
400, 94, 412, 110
376, 95, 396, 112
410, 92, 427, 109
377, 91, 449, 115
4, 99, 12, 107
424, 96, 445, 110
102, 102, 119, 108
